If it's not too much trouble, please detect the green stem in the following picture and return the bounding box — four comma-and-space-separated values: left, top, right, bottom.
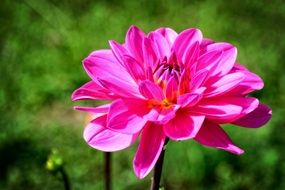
59, 167, 71, 190
150, 138, 169, 190
104, 152, 112, 190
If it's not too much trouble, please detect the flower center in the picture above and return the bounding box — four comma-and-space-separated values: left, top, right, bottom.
153, 58, 181, 84
148, 98, 173, 110
161, 98, 172, 109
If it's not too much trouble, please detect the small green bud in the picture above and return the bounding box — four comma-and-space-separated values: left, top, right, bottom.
46, 149, 63, 172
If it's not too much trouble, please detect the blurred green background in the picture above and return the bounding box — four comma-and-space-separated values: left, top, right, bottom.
1, 0, 285, 189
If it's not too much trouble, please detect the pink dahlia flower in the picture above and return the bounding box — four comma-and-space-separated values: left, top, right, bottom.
72, 26, 272, 178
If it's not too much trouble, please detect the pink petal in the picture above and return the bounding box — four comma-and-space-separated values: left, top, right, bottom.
139, 80, 165, 101
232, 103, 272, 128
146, 66, 155, 82
196, 50, 223, 74
155, 27, 178, 47
148, 31, 171, 60
184, 41, 200, 68
173, 28, 203, 63
84, 115, 138, 152
107, 99, 148, 134
125, 25, 145, 63
83, 50, 131, 82
133, 123, 165, 179
237, 72, 264, 92
123, 55, 146, 81
179, 70, 191, 94
71, 81, 115, 101
98, 78, 141, 98
229, 65, 264, 95
200, 38, 215, 50
194, 121, 244, 155
109, 40, 129, 66
177, 92, 203, 107
165, 76, 178, 101
83, 50, 140, 97
145, 105, 180, 125
190, 69, 209, 92
74, 104, 110, 113
193, 97, 259, 123
164, 111, 205, 140
143, 36, 158, 68
232, 63, 248, 70
204, 72, 245, 98
205, 43, 237, 76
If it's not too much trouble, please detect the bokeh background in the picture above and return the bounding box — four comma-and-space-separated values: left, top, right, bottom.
1, 0, 285, 189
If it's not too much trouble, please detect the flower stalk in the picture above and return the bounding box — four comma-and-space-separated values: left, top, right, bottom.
104, 152, 112, 190
59, 167, 71, 190
150, 138, 169, 190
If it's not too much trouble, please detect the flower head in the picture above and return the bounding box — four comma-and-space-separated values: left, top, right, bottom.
72, 26, 272, 179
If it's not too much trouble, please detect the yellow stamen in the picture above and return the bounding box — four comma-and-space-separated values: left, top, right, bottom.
148, 98, 173, 109
162, 99, 173, 109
